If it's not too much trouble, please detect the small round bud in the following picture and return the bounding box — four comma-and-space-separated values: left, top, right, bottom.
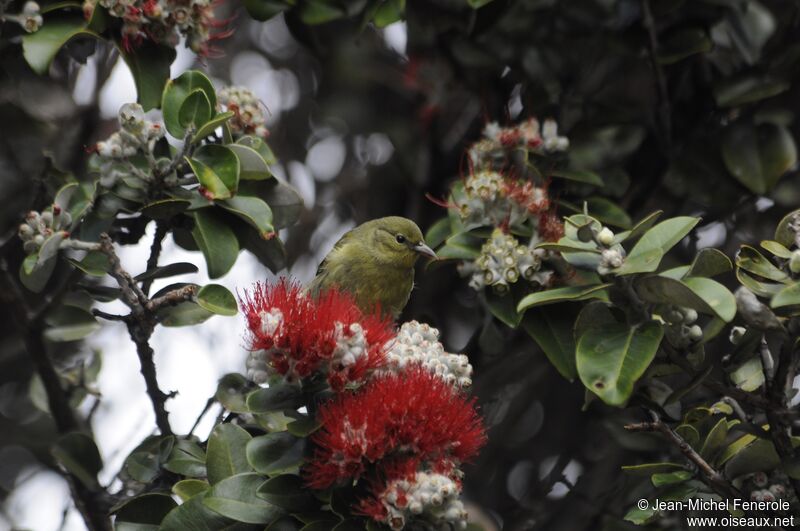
666, 309, 684, 325
682, 308, 698, 324
40, 211, 53, 226
687, 325, 703, 341
18, 224, 34, 240
729, 326, 746, 345
597, 227, 614, 246
22, 1, 40, 15
790, 250, 800, 274
769, 484, 786, 499
752, 471, 769, 488
33, 234, 45, 246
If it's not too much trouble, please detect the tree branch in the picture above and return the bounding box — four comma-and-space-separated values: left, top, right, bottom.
625, 410, 739, 500
765, 333, 800, 499
141, 221, 168, 296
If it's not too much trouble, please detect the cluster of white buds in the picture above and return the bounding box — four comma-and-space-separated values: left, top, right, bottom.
662, 306, 703, 348
383, 321, 472, 388
18, 206, 72, 254
378, 471, 468, 531
246, 309, 283, 383
83, 0, 223, 55
217, 86, 269, 138
332, 322, 369, 369
597, 248, 625, 276
456, 170, 521, 227
7, 1, 42, 33
751, 485, 787, 502
94, 103, 165, 188
463, 229, 550, 293
481, 118, 568, 153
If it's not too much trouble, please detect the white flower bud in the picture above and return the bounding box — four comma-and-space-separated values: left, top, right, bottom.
729, 326, 746, 345
682, 308, 698, 324
597, 227, 614, 246
687, 324, 703, 341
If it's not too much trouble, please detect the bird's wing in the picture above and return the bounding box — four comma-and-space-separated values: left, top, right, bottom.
308, 226, 360, 296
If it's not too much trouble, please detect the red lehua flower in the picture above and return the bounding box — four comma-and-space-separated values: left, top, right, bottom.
539, 211, 565, 241
305, 367, 486, 490
503, 179, 551, 214
240, 280, 394, 389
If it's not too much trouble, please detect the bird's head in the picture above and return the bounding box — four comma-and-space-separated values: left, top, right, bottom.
368, 216, 437, 268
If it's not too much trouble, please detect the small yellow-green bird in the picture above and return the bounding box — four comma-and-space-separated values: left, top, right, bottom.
308, 216, 437, 319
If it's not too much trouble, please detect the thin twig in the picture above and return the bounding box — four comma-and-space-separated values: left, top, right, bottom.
141, 221, 168, 296
625, 410, 739, 500
189, 396, 217, 436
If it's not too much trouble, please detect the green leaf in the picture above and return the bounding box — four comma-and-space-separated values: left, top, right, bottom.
242, 0, 291, 21
257, 475, 317, 512
113, 493, 177, 529
521, 305, 579, 381
372, 0, 404, 27
195, 111, 236, 140
299, 0, 345, 23
585, 197, 632, 229
730, 357, 765, 392
651, 470, 692, 486
123, 435, 174, 483
550, 169, 604, 186
736, 245, 787, 281
576, 321, 663, 406
164, 439, 207, 477
621, 462, 686, 476
158, 300, 215, 327
246, 433, 305, 477
134, 262, 198, 282
617, 217, 700, 275
20, 251, 56, 292
612, 210, 663, 245
189, 144, 240, 200
238, 180, 303, 230
240, 226, 287, 273
207, 424, 253, 484
761, 240, 792, 259
736, 269, 784, 298
517, 284, 611, 312
657, 27, 712, 64
162, 70, 217, 137
425, 218, 451, 249
197, 284, 238, 316
219, 196, 274, 238
178, 89, 213, 132
44, 319, 100, 342
286, 416, 321, 437
437, 231, 482, 260
22, 18, 98, 75
228, 144, 273, 181
775, 209, 800, 247
68, 251, 109, 277
715, 77, 789, 108
722, 122, 797, 194
140, 198, 191, 219
192, 209, 240, 279
120, 42, 176, 111
700, 417, 729, 462
203, 473, 281, 525
485, 290, 521, 328
635, 275, 736, 322
51, 432, 102, 488
161, 489, 260, 531
771, 282, 800, 309
216, 373, 252, 414
172, 479, 209, 502
688, 248, 732, 278
247, 383, 304, 413
237, 135, 277, 165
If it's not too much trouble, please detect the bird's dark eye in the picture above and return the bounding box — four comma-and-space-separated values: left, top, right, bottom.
396, 234, 406, 244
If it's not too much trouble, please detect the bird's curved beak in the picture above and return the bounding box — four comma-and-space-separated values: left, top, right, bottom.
413, 242, 437, 259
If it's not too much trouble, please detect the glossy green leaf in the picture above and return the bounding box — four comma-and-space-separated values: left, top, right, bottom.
113, 493, 176, 529
237, 135, 277, 165
576, 321, 663, 406
195, 111, 236, 140
617, 217, 700, 275
164, 439, 207, 477
134, 262, 198, 282
585, 197, 632, 229
161, 489, 259, 531
521, 305, 579, 381
485, 290, 521, 328
189, 144, 240, 200
621, 462, 686, 476
192, 209, 240, 279
715, 77, 789, 108
246, 433, 305, 477
736, 269, 783, 298
635, 275, 736, 322
247, 383, 304, 413
51, 432, 102, 488
172, 479, 209, 502
722, 123, 797, 194
158, 300, 215, 327
22, 18, 98, 75
238, 180, 303, 230
123, 435, 174, 483
517, 284, 611, 312
121, 42, 176, 111
651, 470, 692, 486
257, 475, 317, 512
761, 240, 792, 259
139, 198, 191, 219
736, 245, 787, 281
612, 211, 663, 245
730, 357, 765, 392
215, 373, 252, 414
372, 0, 404, 27
775, 209, 800, 247
299, 0, 345, 23
197, 284, 238, 316
228, 144, 273, 181
220, 196, 274, 238
203, 473, 281, 525
688, 248, 732, 278
206, 424, 253, 484
162, 70, 217, 137
771, 282, 800, 309
700, 417, 729, 461
178, 89, 213, 132
550, 168, 604, 186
